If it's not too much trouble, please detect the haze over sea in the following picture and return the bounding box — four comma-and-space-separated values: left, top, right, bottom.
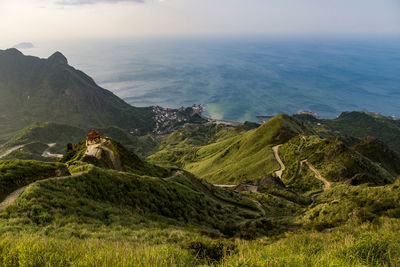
21, 37, 400, 122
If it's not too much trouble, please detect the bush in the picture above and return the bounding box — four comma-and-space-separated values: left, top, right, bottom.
187, 239, 237, 263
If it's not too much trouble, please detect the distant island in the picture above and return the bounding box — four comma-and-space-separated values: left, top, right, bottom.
12, 42, 34, 49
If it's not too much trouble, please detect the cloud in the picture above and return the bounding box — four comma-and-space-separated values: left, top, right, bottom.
57, 0, 144, 5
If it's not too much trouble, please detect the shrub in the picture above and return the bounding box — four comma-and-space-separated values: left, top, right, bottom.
187, 239, 237, 263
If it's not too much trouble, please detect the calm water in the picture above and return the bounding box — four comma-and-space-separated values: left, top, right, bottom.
17, 37, 400, 121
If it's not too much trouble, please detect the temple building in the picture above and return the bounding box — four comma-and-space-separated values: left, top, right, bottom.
86, 131, 103, 144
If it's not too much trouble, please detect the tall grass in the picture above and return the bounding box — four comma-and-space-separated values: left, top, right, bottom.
0, 218, 399, 266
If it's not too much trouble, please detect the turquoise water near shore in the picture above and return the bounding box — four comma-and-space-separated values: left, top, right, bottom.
17, 37, 400, 121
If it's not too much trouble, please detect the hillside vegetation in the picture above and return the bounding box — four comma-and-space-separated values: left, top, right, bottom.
280, 135, 396, 190
0, 160, 69, 202
150, 114, 312, 184
1, 113, 400, 265
61, 138, 171, 177
0, 166, 287, 239
296, 111, 400, 153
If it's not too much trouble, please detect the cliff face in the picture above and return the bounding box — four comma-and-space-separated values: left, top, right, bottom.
0, 48, 154, 132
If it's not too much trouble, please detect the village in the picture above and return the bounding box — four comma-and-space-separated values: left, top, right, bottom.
152, 104, 204, 134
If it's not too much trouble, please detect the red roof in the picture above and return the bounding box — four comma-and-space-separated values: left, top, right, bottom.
86, 131, 103, 138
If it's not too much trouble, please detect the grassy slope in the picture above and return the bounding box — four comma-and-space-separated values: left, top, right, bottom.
61, 139, 171, 177
0, 167, 286, 239
0, 160, 69, 202
150, 114, 310, 184
0, 126, 399, 265
353, 136, 400, 177
280, 135, 396, 188
301, 180, 400, 229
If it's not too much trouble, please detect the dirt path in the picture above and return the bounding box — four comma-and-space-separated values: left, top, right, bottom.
0, 186, 28, 212
272, 145, 285, 179
213, 184, 237, 188
0, 173, 83, 212
42, 143, 63, 158
300, 160, 331, 189
0, 145, 25, 159
181, 172, 265, 217
300, 160, 331, 203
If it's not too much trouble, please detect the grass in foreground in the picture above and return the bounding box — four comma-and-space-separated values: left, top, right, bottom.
0, 218, 399, 266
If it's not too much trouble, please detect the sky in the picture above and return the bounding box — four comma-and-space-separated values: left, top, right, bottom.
0, 0, 399, 46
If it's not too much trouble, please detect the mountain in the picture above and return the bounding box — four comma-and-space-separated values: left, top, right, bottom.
0, 48, 155, 136
295, 111, 400, 153
150, 114, 313, 183
353, 136, 400, 178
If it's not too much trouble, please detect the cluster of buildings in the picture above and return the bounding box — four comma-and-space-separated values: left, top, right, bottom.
152, 104, 203, 134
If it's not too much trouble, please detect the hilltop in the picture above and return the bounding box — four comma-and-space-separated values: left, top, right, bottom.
149, 114, 314, 183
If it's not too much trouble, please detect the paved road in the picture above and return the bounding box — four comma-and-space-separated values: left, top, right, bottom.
272, 145, 285, 179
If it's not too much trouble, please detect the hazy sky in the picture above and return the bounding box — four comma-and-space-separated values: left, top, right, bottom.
1, 0, 399, 46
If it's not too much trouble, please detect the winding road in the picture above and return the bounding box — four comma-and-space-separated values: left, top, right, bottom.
300, 160, 331, 202
272, 145, 285, 179
272, 138, 331, 203
0, 173, 83, 212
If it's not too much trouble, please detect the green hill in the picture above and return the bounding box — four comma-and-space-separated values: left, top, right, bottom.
353, 136, 400, 178
1, 162, 294, 240
280, 135, 395, 192
150, 114, 312, 184
296, 111, 400, 153
61, 138, 170, 177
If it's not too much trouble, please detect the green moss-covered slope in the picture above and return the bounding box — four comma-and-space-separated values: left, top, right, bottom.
150, 114, 311, 184
280, 135, 395, 189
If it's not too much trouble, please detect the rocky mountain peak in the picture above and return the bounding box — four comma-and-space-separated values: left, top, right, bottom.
48, 51, 68, 65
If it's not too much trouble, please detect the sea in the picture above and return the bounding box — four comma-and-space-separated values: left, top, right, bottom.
14, 36, 400, 122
